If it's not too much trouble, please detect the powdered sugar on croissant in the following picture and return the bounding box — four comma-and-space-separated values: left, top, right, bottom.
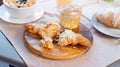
58, 29, 92, 47
25, 23, 44, 39
58, 29, 77, 46
40, 37, 54, 50
96, 7, 120, 28
25, 22, 61, 39
43, 22, 61, 38
113, 7, 120, 28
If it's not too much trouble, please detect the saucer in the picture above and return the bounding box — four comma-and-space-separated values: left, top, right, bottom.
0, 5, 44, 24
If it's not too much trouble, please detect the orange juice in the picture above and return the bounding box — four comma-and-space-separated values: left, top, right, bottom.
60, 5, 82, 33
56, 0, 72, 8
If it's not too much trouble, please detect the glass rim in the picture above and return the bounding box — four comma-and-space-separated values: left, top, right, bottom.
58, 3, 82, 13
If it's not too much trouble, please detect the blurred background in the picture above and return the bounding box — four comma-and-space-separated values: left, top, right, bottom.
0, 0, 2, 5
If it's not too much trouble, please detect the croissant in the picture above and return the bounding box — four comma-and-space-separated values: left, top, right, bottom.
25, 22, 61, 39
77, 34, 92, 47
43, 22, 61, 38
24, 23, 44, 39
58, 29, 92, 47
96, 7, 120, 28
40, 37, 54, 52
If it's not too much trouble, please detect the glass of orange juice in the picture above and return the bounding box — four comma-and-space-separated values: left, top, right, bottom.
56, 0, 72, 9
59, 4, 82, 33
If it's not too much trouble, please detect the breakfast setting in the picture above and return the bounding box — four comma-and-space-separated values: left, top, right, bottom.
0, 0, 120, 67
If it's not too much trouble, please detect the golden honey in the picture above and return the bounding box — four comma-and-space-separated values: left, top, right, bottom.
60, 5, 82, 33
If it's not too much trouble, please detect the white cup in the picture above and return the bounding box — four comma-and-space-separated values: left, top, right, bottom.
3, 0, 38, 18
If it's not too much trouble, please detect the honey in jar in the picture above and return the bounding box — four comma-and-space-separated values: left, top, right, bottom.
60, 4, 82, 33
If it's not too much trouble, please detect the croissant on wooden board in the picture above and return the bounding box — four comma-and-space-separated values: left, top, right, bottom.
24, 22, 61, 39
96, 7, 120, 28
40, 37, 54, 52
58, 29, 92, 47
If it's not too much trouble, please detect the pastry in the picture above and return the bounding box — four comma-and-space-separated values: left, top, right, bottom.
58, 29, 77, 46
40, 37, 54, 52
25, 22, 61, 39
42, 22, 61, 38
96, 7, 120, 28
58, 29, 92, 47
24, 23, 44, 39
77, 34, 92, 47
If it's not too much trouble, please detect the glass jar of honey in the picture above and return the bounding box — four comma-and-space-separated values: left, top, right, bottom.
59, 4, 82, 33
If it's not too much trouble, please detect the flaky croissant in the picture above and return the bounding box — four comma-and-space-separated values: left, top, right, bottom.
96, 7, 120, 28
40, 37, 54, 52
58, 29, 92, 47
24, 23, 44, 39
25, 22, 61, 39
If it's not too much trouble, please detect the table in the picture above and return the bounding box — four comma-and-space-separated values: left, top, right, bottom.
0, 1, 26, 67
1, 0, 120, 67
0, 30, 26, 67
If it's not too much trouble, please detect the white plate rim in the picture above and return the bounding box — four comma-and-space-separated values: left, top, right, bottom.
0, 5, 44, 24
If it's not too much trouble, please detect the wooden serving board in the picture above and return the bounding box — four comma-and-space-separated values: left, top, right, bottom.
24, 23, 93, 60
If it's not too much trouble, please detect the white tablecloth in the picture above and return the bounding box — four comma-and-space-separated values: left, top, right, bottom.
1, 0, 120, 67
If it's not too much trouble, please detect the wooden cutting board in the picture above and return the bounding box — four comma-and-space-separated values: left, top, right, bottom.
24, 23, 93, 60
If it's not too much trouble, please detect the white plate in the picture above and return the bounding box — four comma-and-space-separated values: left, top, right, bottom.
0, 5, 44, 24
92, 15, 120, 38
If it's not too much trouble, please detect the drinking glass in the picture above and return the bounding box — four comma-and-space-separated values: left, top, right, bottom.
56, 0, 72, 9
97, 0, 120, 7
104, 0, 114, 2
